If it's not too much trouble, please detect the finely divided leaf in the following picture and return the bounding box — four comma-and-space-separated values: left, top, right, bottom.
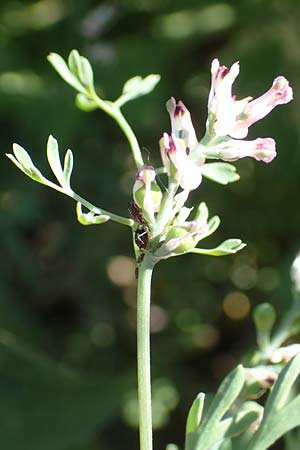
47, 52, 86, 94
186, 366, 245, 450
201, 365, 245, 430
246, 354, 300, 450
68, 50, 94, 91
199, 409, 258, 449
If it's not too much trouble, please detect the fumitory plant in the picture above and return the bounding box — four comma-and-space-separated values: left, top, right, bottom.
6, 50, 300, 450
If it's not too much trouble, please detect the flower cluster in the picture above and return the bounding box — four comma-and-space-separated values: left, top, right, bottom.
131, 59, 293, 259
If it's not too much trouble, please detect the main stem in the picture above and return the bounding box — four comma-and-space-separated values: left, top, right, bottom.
137, 252, 155, 450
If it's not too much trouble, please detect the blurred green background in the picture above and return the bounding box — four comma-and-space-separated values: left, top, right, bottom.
1, 0, 300, 449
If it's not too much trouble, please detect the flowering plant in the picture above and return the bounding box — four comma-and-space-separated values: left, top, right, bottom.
7, 50, 300, 450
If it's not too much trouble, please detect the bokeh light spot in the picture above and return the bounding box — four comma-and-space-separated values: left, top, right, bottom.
230, 264, 257, 289
257, 267, 279, 291
150, 305, 169, 333
153, 4, 236, 39
223, 291, 250, 320
106, 255, 136, 287
192, 324, 220, 349
176, 308, 200, 331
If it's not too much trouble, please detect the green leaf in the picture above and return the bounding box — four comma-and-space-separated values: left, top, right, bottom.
186, 393, 205, 434
75, 93, 98, 111
247, 354, 300, 450
194, 202, 209, 223
196, 409, 258, 449
7, 144, 45, 183
197, 215, 221, 242
46, 135, 66, 187
263, 352, 300, 417
117, 74, 160, 106
67, 50, 93, 88
79, 56, 94, 90
193, 239, 246, 256
47, 52, 86, 94
200, 163, 240, 185
246, 396, 300, 450
12, 143, 35, 169
63, 149, 74, 189
186, 366, 245, 450
223, 410, 259, 438
68, 49, 81, 75
76, 202, 110, 225
202, 365, 245, 430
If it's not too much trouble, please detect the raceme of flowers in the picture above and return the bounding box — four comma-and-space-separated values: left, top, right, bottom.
131, 59, 293, 258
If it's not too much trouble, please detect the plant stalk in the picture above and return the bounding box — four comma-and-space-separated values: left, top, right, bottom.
89, 91, 144, 168
136, 252, 155, 450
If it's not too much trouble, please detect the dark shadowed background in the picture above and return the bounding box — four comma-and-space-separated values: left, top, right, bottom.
1, 1, 300, 449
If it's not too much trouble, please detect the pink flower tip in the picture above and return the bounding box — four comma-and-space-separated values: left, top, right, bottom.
272, 76, 293, 104
253, 138, 276, 163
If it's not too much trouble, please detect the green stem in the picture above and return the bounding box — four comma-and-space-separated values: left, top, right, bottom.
152, 182, 177, 242
70, 191, 133, 227
137, 253, 155, 450
89, 91, 144, 169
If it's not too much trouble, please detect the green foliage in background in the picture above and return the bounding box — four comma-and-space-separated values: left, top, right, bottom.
1, 1, 300, 450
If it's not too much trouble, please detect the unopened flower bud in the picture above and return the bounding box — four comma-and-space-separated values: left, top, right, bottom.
245, 367, 278, 394
155, 221, 208, 259
133, 165, 162, 217
270, 344, 300, 363
253, 303, 276, 333
165, 225, 198, 254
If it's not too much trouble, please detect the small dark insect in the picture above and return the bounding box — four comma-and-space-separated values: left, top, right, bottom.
128, 201, 147, 226
135, 224, 149, 250
128, 201, 150, 251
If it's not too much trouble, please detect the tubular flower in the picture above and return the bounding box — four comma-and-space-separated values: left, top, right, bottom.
207, 58, 246, 137
207, 59, 293, 139
203, 137, 276, 163
159, 133, 202, 191
232, 76, 293, 139
166, 97, 198, 151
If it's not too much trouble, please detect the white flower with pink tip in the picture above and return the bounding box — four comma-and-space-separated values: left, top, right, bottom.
207, 58, 293, 139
